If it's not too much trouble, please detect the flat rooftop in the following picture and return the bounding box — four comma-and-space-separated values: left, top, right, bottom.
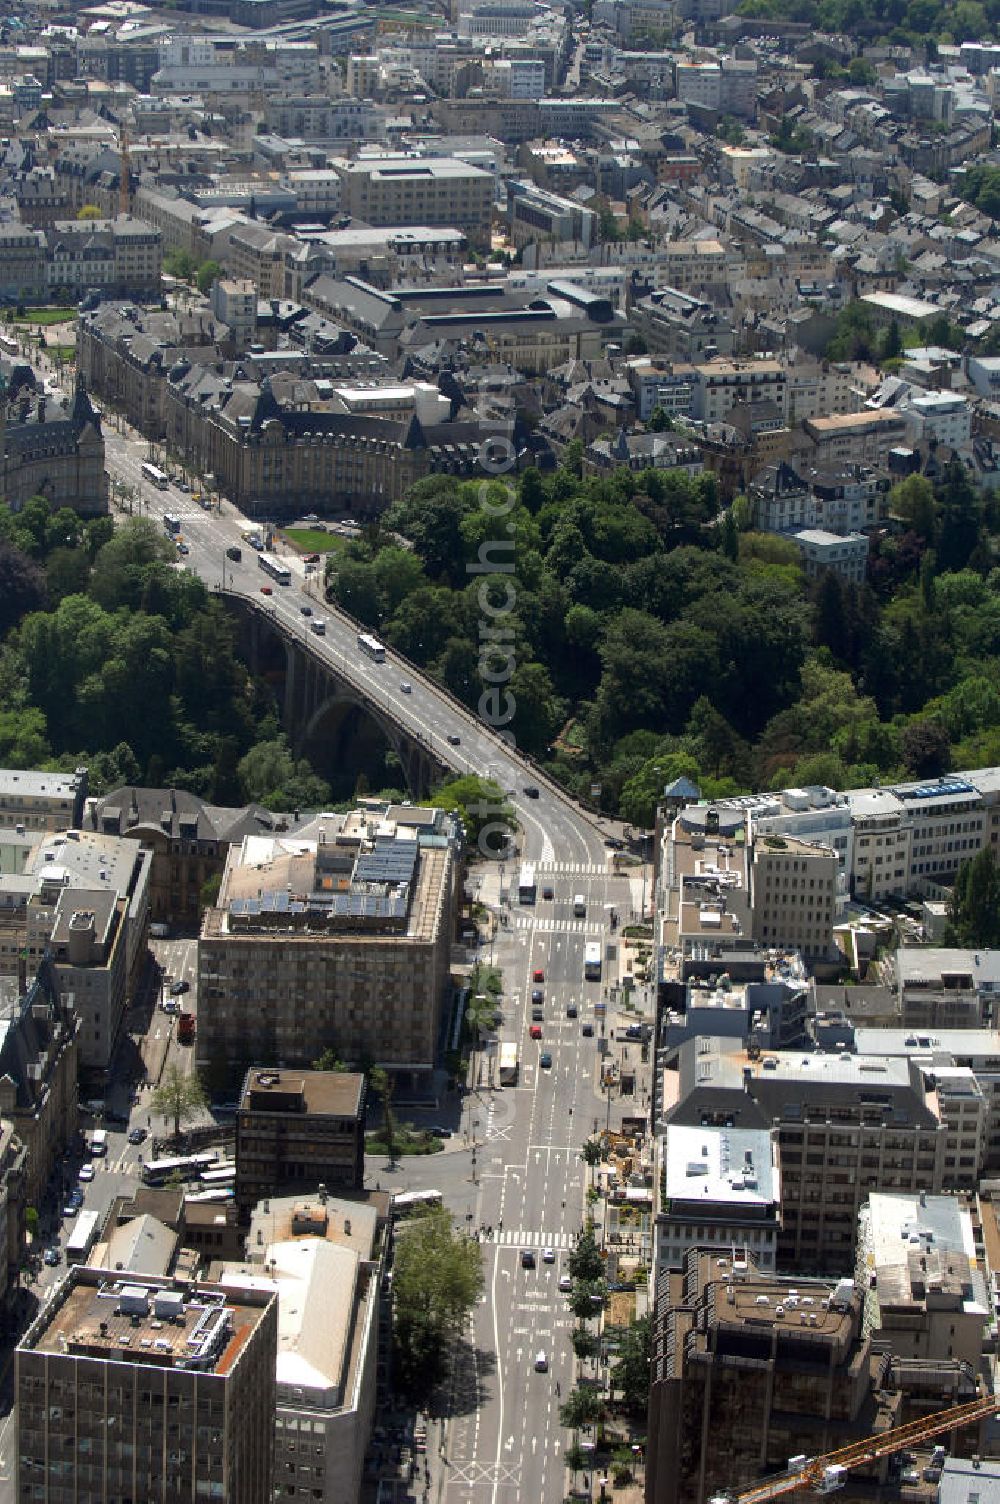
663, 1124, 778, 1208
240, 1067, 365, 1118
23, 1272, 272, 1375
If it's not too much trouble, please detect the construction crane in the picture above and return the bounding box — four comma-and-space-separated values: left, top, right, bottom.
710, 1392, 1000, 1504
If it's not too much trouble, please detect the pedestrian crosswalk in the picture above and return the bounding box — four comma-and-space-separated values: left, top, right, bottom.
496, 1229, 577, 1249
535, 861, 611, 876
512, 916, 603, 934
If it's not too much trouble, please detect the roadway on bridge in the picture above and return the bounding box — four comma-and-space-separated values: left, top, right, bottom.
100, 424, 609, 872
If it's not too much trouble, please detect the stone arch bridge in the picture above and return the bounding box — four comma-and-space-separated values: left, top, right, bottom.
227, 595, 447, 799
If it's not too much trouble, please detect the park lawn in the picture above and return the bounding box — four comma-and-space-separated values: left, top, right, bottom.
12, 307, 76, 326
283, 527, 346, 554
47, 345, 76, 363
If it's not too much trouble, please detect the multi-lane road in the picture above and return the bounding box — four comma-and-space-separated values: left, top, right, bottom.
78, 382, 643, 1504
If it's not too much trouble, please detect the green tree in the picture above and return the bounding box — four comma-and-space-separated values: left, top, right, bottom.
313, 1047, 349, 1072
25, 1206, 39, 1240
890, 474, 936, 540
568, 1222, 604, 1283
580, 1138, 601, 1185
427, 775, 516, 850
559, 1384, 605, 1430
610, 1315, 651, 1415
392, 1207, 484, 1398
151, 1064, 207, 1143
900, 718, 951, 778
370, 1066, 397, 1163
196, 260, 222, 296
948, 846, 1000, 948
572, 1326, 599, 1359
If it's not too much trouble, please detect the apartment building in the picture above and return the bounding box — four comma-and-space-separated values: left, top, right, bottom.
235, 1067, 366, 1214
199, 810, 458, 1091
331, 154, 494, 248
0, 376, 108, 519
666, 1037, 947, 1271
224, 1194, 382, 1504
46, 217, 162, 299
802, 409, 910, 467
17, 1269, 278, 1504
858, 1192, 990, 1366
750, 834, 838, 957
675, 56, 757, 117
0, 961, 78, 1213
654, 1124, 781, 1277
792, 527, 870, 584
0, 768, 86, 833
690, 358, 788, 425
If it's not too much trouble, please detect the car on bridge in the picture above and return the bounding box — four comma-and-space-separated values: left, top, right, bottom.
524, 786, 540, 798
447, 733, 461, 745
261, 585, 272, 595
300, 605, 312, 616
400, 681, 412, 694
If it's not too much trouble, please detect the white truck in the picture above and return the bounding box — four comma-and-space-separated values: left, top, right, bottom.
498, 1042, 519, 1085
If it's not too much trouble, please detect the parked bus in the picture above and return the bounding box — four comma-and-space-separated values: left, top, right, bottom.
391, 1189, 443, 1218
184, 1188, 235, 1204
199, 1165, 236, 1187
142, 461, 170, 490
518, 863, 536, 905
498, 1041, 519, 1085
584, 942, 602, 981
66, 1208, 100, 1264
162, 512, 181, 536
258, 552, 291, 586
357, 632, 386, 662
89, 1128, 108, 1157
141, 1150, 218, 1186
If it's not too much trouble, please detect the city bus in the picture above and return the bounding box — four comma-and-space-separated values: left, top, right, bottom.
184, 1188, 235, 1204
141, 1150, 219, 1186
65, 1208, 100, 1264
498, 1041, 519, 1085
584, 942, 602, 981
518, 863, 536, 905
199, 1165, 236, 1187
357, 632, 386, 662
258, 552, 291, 586
142, 461, 170, 490
162, 512, 182, 536
391, 1189, 443, 1219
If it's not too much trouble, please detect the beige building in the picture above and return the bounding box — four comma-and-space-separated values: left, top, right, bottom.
331, 154, 494, 248
16, 1268, 278, 1504
220, 1194, 383, 1504
859, 1192, 990, 1367
0, 768, 86, 832
691, 358, 789, 425
750, 833, 838, 957
802, 409, 910, 467
198, 809, 458, 1092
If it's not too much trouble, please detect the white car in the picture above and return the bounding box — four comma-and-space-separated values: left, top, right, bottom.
534, 1350, 548, 1372
559, 1274, 572, 1292
78, 1164, 95, 1182
400, 681, 412, 694
543, 1248, 555, 1263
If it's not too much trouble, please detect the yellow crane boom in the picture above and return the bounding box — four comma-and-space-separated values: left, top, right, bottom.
714, 1393, 1000, 1504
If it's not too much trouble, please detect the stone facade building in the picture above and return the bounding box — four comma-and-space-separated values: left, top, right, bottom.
0, 375, 108, 517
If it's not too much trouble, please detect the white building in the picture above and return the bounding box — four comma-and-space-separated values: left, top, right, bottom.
903, 390, 972, 449
654, 1124, 780, 1278
791, 527, 869, 584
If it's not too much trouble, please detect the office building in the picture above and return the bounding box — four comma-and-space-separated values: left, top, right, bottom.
235, 1067, 366, 1214
858, 1192, 990, 1366
0, 768, 87, 833
16, 1268, 278, 1503
750, 833, 838, 958
199, 808, 458, 1090
654, 1123, 781, 1277
664, 1036, 947, 1271
331, 154, 494, 248
895, 948, 1000, 1031
220, 1193, 383, 1504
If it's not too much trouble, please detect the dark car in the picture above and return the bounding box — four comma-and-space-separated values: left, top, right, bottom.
524, 785, 540, 798
542, 886, 554, 900
566, 1003, 578, 1018
429, 1125, 452, 1139
539, 1052, 552, 1069
104, 1110, 129, 1126
300, 605, 312, 616
169, 979, 190, 996
531, 989, 544, 1005
447, 734, 461, 746
531, 1007, 544, 1023
128, 1127, 147, 1146
582, 1022, 594, 1037
226, 545, 242, 562
520, 1249, 536, 1269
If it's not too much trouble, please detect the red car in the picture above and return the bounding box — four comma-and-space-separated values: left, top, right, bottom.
533, 968, 544, 983
529, 1024, 542, 1040
304, 552, 321, 563
260, 585, 273, 595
